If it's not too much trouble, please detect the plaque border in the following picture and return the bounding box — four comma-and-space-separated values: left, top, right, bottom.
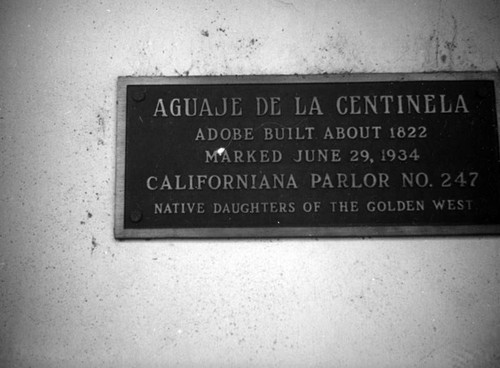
115, 72, 500, 239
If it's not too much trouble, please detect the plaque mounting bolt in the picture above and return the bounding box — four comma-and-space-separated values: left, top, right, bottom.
477, 88, 489, 98
132, 91, 146, 102
130, 210, 143, 223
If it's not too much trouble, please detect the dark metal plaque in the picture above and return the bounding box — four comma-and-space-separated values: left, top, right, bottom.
115, 73, 500, 238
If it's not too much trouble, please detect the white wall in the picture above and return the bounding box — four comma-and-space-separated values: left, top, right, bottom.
1, 1, 499, 367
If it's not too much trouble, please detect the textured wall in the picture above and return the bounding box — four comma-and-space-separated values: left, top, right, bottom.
1, 0, 499, 367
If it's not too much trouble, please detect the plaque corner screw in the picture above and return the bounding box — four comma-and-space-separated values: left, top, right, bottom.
130, 210, 143, 223
477, 88, 489, 98
132, 91, 146, 102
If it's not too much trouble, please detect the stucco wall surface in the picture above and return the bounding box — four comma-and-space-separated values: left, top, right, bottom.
1, 0, 500, 367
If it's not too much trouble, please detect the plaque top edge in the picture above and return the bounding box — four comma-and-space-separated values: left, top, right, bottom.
117, 71, 500, 86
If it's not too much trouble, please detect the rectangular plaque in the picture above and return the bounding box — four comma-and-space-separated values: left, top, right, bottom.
115, 73, 500, 238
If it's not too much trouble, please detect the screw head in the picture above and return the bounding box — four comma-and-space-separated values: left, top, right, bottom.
132, 91, 146, 102
130, 210, 143, 223
477, 88, 489, 99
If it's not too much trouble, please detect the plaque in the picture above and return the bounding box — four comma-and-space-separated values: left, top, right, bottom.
115, 73, 500, 238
